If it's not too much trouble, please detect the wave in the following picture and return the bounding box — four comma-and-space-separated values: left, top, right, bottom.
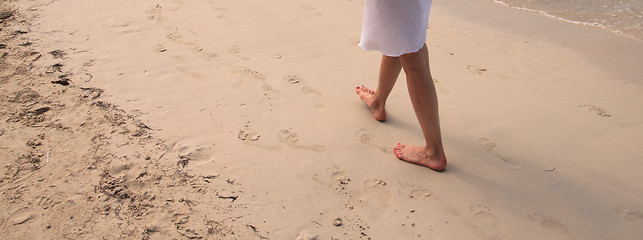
491, 0, 642, 41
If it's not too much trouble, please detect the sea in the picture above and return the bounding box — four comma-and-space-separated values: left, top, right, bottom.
491, 0, 643, 41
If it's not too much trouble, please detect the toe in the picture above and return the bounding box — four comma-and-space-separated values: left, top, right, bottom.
394, 146, 403, 159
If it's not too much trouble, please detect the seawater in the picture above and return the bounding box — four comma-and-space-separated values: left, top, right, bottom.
491, 0, 643, 41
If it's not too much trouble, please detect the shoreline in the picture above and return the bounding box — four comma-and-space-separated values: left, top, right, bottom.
439, 0, 643, 86
490, 0, 643, 42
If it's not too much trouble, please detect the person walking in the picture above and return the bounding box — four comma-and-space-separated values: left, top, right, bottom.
356, 0, 447, 171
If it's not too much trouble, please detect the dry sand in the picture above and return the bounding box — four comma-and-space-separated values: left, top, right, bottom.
1, 0, 642, 239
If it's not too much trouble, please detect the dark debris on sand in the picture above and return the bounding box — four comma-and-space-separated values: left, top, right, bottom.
0, 2, 263, 239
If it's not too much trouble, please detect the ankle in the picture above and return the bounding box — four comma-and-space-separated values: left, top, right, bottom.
371, 95, 386, 108
423, 145, 446, 160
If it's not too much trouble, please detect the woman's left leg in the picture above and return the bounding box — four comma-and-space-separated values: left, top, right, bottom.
356, 55, 403, 122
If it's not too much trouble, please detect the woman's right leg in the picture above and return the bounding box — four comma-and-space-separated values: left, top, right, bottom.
393, 45, 447, 171
356, 55, 403, 121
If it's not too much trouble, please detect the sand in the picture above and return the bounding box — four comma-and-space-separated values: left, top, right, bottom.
1, 0, 642, 239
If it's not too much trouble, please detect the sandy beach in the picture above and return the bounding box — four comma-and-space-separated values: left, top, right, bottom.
1, 0, 642, 239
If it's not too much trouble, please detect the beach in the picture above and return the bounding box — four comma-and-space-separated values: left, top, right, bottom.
1, 0, 642, 239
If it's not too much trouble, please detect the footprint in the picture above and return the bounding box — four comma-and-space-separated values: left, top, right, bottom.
145, 4, 163, 21
228, 46, 241, 54
614, 206, 643, 222
478, 138, 521, 168
157, 28, 216, 61
302, 86, 322, 97
295, 231, 319, 240
213, 7, 226, 19
313, 166, 347, 190
228, 46, 250, 61
231, 67, 271, 91
364, 179, 386, 188
467, 65, 487, 75
238, 129, 284, 152
527, 214, 572, 238
578, 104, 611, 117
409, 188, 432, 199
332, 170, 350, 185
167, 31, 182, 41
362, 179, 392, 210
478, 138, 496, 152
238, 129, 260, 142
470, 205, 500, 239
286, 75, 324, 109
203, 52, 219, 61
470, 205, 499, 228
278, 128, 327, 152
166, 29, 202, 49
355, 129, 391, 154
278, 129, 299, 145
357, 129, 372, 144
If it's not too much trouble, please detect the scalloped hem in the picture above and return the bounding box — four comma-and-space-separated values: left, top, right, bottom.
359, 41, 426, 57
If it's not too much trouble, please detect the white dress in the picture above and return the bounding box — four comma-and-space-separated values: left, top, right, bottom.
359, 0, 432, 57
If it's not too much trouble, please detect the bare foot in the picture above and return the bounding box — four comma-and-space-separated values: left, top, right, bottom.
394, 143, 447, 171
356, 86, 386, 121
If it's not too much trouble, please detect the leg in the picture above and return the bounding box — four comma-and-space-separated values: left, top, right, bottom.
356, 55, 402, 121
394, 44, 447, 171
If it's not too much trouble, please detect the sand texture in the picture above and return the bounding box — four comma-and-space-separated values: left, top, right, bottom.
1, 0, 642, 239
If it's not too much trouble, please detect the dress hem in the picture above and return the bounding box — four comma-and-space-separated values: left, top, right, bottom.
359, 41, 426, 57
